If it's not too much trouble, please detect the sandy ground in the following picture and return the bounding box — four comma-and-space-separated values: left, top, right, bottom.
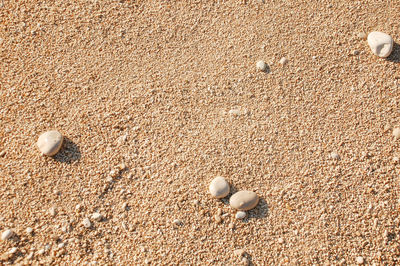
1, 0, 400, 265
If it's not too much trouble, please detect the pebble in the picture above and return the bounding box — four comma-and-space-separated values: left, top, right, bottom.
49, 207, 57, 217
278, 237, 284, 244
235, 211, 247, 219
256, 60, 268, 71
27, 252, 34, 259
209, 176, 230, 199
393, 128, 400, 139
279, 57, 288, 65
214, 215, 222, 224
357, 32, 367, 40
228, 107, 247, 117
91, 213, 103, 222
367, 31, 393, 58
330, 152, 340, 160
26, 227, 33, 234
241, 257, 250, 266
36, 130, 63, 156
109, 169, 119, 178
356, 256, 364, 264
173, 219, 182, 226
9, 247, 18, 254
229, 191, 259, 211
233, 249, 246, 257
1, 229, 14, 240
82, 218, 91, 228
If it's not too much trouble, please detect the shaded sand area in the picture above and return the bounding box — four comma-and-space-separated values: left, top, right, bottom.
1, 0, 400, 264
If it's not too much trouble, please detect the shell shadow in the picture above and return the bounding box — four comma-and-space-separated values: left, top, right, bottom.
386, 42, 400, 63
53, 137, 81, 164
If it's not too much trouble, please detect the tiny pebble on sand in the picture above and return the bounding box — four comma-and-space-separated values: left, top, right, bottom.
91, 213, 103, 222
209, 176, 230, 198
1, 229, 13, 241
9, 247, 18, 254
279, 57, 288, 65
235, 211, 247, 219
82, 218, 92, 228
367, 31, 393, 58
356, 256, 364, 264
234, 249, 246, 257
36, 130, 63, 156
256, 60, 268, 71
331, 152, 340, 160
393, 128, 400, 139
230, 191, 259, 211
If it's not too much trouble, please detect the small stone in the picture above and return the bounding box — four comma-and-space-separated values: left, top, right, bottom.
256, 60, 268, 71
233, 249, 246, 257
216, 208, 223, 216
352, 50, 360, 55
214, 215, 222, 224
278, 237, 284, 244
228, 223, 235, 229
0, 150, 5, 157
279, 57, 288, 65
367, 31, 393, 58
330, 152, 340, 160
82, 218, 91, 228
58, 242, 65, 249
357, 32, 367, 40
49, 207, 57, 217
26, 227, 33, 234
37, 130, 63, 156
229, 191, 259, 211
209, 176, 230, 198
356, 256, 364, 264
1, 229, 13, 240
122, 202, 128, 210
91, 213, 103, 222
393, 157, 399, 163
393, 128, 400, 139
109, 169, 118, 178
193, 199, 199, 205
8, 247, 18, 254
235, 211, 246, 219
173, 219, 182, 226
38, 249, 45, 255
118, 163, 127, 171
241, 257, 250, 266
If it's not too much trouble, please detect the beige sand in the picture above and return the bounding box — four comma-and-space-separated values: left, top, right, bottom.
1, 0, 400, 264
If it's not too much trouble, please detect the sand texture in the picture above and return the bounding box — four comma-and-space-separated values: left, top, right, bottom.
1, 0, 400, 264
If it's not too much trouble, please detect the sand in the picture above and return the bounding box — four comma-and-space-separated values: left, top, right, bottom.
1, 0, 400, 264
